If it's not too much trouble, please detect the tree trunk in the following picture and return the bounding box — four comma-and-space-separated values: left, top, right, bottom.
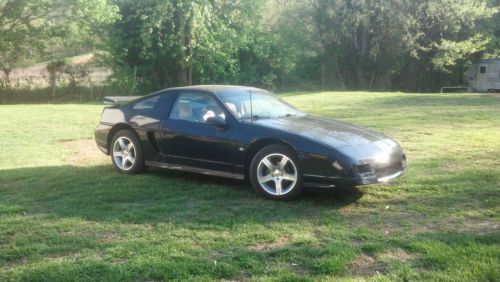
48, 68, 57, 102
355, 26, 369, 89
132, 65, 137, 95
188, 65, 192, 86
332, 56, 345, 89
457, 63, 463, 86
46, 60, 65, 102
369, 72, 375, 90
2, 68, 12, 93
178, 63, 188, 86
89, 77, 93, 101
51, 75, 57, 102
321, 63, 326, 89
188, 42, 193, 86
173, 0, 195, 87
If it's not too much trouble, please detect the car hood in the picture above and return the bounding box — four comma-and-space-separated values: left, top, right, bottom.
254, 115, 397, 149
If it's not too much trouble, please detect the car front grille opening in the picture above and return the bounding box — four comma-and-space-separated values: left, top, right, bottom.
357, 164, 372, 174
375, 161, 403, 177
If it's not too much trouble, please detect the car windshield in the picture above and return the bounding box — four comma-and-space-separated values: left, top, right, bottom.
216, 89, 304, 120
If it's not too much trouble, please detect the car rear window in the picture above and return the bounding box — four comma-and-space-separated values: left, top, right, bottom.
131, 91, 177, 119
132, 95, 160, 116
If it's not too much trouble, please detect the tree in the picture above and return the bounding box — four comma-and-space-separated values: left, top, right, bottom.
108, 0, 277, 93
43, 0, 119, 99
46, 60, 66, 101
0, 0, 119, 97
401, 0, 500, 90
4, 0, 498, 94
0, 0, 52, 92
286, 0, 499, 91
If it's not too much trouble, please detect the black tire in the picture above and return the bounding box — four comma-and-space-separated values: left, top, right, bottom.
487, 89, 498, 93
110, 129, 145, 174
249, 144, 303, 200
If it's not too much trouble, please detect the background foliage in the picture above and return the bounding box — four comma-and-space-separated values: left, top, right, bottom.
0, 0, 499, 97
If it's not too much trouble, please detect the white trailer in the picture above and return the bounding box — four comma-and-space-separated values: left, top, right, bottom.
466, 59, 500, 93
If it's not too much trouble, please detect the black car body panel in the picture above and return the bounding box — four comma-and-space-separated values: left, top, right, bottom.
95, 85, 407, 187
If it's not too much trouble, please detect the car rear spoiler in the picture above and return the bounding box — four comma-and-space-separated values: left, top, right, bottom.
104, 96, 141, 105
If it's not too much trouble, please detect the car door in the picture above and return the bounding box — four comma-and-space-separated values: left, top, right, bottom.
127, 91, 177, 162
159, 90, 239, 172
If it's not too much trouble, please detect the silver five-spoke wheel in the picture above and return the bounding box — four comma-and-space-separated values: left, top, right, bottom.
113, 136, 136, 171
257, 153, 298, 196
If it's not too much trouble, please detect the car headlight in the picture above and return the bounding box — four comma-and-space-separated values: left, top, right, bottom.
374, 153, 391, 164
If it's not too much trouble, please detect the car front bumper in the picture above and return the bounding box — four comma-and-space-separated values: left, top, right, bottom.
356, 167, 407, 185
303, 150, 407, 188
354, 151, 408, 185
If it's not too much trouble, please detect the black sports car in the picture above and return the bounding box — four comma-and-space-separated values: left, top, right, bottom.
95, 85, 407, 200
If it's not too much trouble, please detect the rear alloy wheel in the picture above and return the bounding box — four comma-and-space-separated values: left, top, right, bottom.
250, 145, 303, 200
111, 129, 144, 174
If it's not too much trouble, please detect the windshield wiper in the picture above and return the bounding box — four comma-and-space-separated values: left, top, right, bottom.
252, 115, 271, 120
278, 113, 296, 118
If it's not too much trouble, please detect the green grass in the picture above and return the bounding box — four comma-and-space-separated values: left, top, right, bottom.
1, 92, 499, 281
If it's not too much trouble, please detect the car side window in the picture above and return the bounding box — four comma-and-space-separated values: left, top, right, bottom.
169, 92, 225, 123
132, 95, 160, 116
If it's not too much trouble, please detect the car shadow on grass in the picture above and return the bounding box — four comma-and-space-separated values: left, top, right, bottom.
2, 164, 499, 281
0, 164, 364, 225
148, 166, 364, 204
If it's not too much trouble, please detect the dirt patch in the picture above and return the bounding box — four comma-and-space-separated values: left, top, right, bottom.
248, 237, 290, 252
378, 248, 413, 262
457, 218, 499, 234
350, 254, 379, 276
61, 139, 108, 166
1, 257, 28, 272
350, 249, 413, 277
287, 262, 310, 276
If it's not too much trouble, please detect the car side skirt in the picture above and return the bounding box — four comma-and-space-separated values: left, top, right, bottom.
145, 160, 245, 180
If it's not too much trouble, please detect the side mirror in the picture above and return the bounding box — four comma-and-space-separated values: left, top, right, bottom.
205, 116, 228, 131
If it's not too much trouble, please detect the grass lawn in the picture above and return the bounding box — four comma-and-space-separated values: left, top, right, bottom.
0, 92, 499, 281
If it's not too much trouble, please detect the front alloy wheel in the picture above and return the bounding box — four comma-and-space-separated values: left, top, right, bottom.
250, 145, 303, 200
257, 153, 298, 196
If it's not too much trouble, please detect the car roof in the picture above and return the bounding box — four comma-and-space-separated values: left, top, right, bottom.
165, 85, 267, 94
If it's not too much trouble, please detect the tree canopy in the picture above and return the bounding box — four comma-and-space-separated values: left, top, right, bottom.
1, 0, 499, 93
